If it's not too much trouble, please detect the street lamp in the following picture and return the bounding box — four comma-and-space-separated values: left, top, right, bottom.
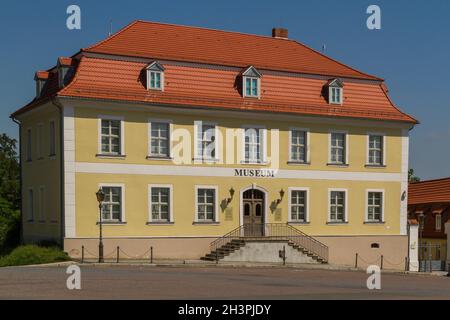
418, 212, 425, 272
96, 188, 105, 263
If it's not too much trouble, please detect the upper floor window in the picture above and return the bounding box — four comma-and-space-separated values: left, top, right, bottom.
330, 132, 347, 165
290, 129, 308, 163
368, 134, 385, 166
244, 127, 266, 164
242, 66, 261, 98
327, 79, 344, 105
37, 123, 44, 160
149, 121, 171, 159
367, 191, 384, 223
146, 61, 164, 91
195, 122, 217, 161
101, 186, 124, 223
49, 121, 56, 157
26, 128, 32, 162
435, 214, 442, 231
99, 117, 124, 156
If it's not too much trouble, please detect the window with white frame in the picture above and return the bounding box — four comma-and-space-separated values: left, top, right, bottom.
38, 186, 45, 222
196, 123, 217, 160
196, 188, 217, 222
290, 190, 307, 222
329, 191, 346, 223
26, 129, 32, 162
368, 135, 384, 166
49, 121, 56, 157
150, 187, 171, 222
149, 71, 162, 90
28, 189, 34, 222
150, 122, 170, 158
37, 124, 44, 159
244, 128, 264, 163
330, 132, 346, 164
101, 187, 123, 222
290, 130, 307, 163
101, 119, 122, 155
435, 214, 442, 231
330, 87, 343, 104
367, 192, 383, 222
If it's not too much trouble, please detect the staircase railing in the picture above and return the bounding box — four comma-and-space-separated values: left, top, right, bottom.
210, 223, 329, 262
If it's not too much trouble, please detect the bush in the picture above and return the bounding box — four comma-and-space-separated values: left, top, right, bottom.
0, 200, 20, 255
0, 245, 70, 267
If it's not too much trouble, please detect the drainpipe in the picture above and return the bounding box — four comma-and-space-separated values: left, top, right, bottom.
51, 98, 65, 249
9, 115, 23, 245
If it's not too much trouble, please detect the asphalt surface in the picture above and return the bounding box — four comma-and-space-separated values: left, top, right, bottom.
0, 265, 449, 300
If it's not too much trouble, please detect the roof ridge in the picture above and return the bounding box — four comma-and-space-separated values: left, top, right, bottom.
410, 177, 450, 185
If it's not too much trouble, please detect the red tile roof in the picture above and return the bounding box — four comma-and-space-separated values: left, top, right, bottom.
58, 57, 74, 66
409, 178, 450, 205
35, 71, 50, 80
11, 20, 417, 123
84, 20, 380, 81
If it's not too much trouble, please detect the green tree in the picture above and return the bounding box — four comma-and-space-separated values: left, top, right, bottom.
408, 169, 421, 183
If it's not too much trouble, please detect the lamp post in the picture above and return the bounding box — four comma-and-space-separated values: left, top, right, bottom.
96, 188, 105, 263
418, 212, 425, 272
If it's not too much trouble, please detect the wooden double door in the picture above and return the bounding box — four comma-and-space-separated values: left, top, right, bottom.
243, 189, 265, 237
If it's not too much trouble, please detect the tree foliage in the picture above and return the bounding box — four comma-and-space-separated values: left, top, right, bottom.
408, 169, 421, 183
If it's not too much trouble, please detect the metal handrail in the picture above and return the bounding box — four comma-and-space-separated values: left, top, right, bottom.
209, 223, 329, 262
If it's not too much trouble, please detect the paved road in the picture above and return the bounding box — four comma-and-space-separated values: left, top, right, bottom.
0, 265, 449, 300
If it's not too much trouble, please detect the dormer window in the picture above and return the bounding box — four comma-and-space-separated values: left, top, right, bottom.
327, 78, 344, 105
57, 57, 74, 88
34, 72, 49, 98
146, 61, 165, 91
242, 66, 261, 98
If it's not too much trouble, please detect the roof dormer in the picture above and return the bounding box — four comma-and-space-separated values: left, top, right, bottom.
242, 66, 261, 98
327, 78, 344, 105
146, 61, 165, 91
57, 57, 74, 88
34, 71, 49, 98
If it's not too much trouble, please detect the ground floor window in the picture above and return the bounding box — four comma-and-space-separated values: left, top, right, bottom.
329, 190, 346, 223
196, 187, 217, 222
367, 191, 383, 222
101, 186, 122, 222
150, 186, 172, 222
290, 189, 307, 222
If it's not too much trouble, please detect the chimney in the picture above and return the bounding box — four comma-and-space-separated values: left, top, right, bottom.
272, 28, 288, 39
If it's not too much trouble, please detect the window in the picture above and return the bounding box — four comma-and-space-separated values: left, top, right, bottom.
38, 186, 45, 222
100, 119, 122, 155
368, 135, 384, 166
328, 79, 344, 105
150, 122, 170, 158
244, 128, 265, 163
49, 121, 56, 157
196, 187, 217, 223
101, 187, 123, 222
330, 132, 347, 164
26, 129, 32, 162
146, 61, 164, 91
290, 130, 308, 163
329, 190, 346, 223
290, 190, 308, 222
242, 66, 261, 98
196, 122, 217, 161
150, 186, 172, 223
28, 189, 34, 222
367, 191, 383, 222
436, 214, 442, 231
37, 124, 44, 159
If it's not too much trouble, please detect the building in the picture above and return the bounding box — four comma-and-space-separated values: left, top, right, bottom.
408, 178, 450, 269
11, 21, 417, 269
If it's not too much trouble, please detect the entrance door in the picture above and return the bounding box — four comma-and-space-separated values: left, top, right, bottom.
243, 189, 265, 237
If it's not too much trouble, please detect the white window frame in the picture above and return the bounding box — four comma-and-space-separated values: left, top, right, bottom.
288, 187, 310, 223
147, 70, 164, 91
243, 76, 261, 98
38, 186, 46, 222
365, 189, 385, 223
98, 183, 126, 223
241, 125, 267, 164
289, 128, 310, 164
328, 130, 349, 165
328, 188, 348, 223
194, 121, 220, 162
435, 214, 442, 231
97, 115, 125, 156
329, 86, 343, 105
194, 185, 219, 223
148, 119, 173, 159
148, 184, 174, 223
37, 123, 44, 160
49, 120, 56, 157
28, 188, 34, 222
366, 133, 386, 166
26, 128, 32, 162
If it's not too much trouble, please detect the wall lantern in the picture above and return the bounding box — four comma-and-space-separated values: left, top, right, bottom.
227, 187, 235, 205
276, 189, 285, 205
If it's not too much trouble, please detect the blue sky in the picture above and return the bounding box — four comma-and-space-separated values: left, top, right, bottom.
0, 0, 449, 180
